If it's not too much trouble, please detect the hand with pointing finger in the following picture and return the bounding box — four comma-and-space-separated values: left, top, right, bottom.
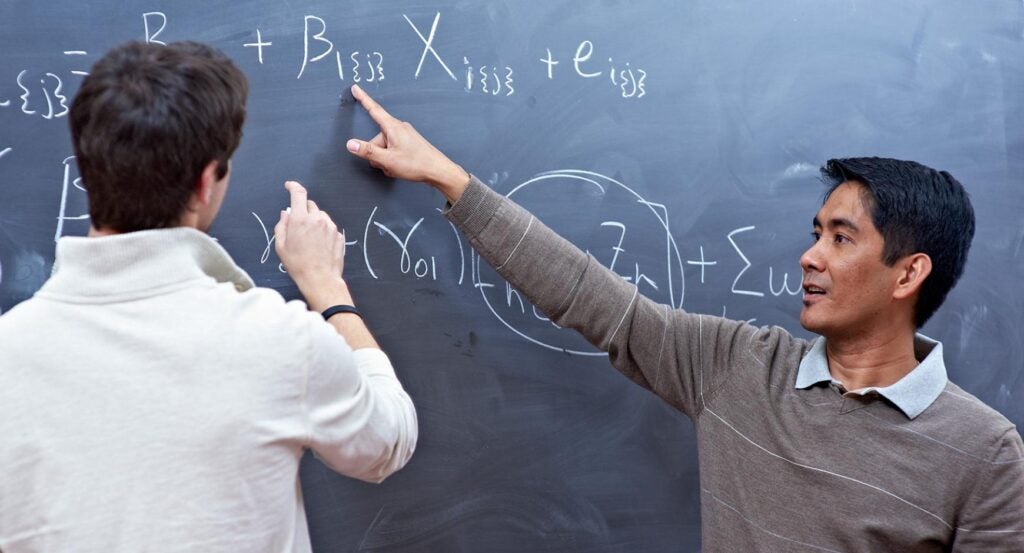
274, 180, 352, 312
346, 84, 471, 204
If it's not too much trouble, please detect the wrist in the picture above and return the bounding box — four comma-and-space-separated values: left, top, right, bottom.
298, 276, 354, 313
428, 161, 470, 204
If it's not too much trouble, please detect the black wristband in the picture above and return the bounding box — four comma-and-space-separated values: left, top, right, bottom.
322, 304, 361, 320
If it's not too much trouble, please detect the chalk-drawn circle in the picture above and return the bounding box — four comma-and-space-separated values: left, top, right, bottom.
477, 170, 685, 356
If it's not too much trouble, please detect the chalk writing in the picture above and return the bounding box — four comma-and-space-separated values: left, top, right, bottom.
724, 226, 803, 298
8, 11, 657, 102
463, 58, 514, 96
295, 15, 385, 82
475, 170, 685, 356
608, 59, 647, 99
573, 41, 602, 78
243, 30, 272, 65
361, 206, 464, 282
540, 41, 648, 99
298, 16, 332, 79
348, 51, 386, 83
687, 246, 717, 284
64, 50, 90, 77
404, 12, 456, 80
55, 156, 89, 241
727, 226, 764, 297
251, 212, 286, 273
539, 49, 559, 79
13, 70, 69, 120
38, 146, 798, 356
769, 266, 802, 297
143, 12, 167, 45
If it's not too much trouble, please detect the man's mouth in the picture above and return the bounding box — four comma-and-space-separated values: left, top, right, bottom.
802, 284, 827, 305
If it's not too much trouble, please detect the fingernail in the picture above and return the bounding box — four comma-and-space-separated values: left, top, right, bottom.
286, 207, 291, 213
352, 84, 362, 95
346, 140, 360, 153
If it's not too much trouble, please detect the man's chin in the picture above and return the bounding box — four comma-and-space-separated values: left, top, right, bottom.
799, 311, 824, 335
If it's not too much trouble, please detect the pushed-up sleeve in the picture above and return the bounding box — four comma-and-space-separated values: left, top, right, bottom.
445, 175, 774, 418
302, 319, 417, 483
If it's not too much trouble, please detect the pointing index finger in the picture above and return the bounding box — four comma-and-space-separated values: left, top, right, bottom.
351, 84, 396, 128
285, 181, 308, 216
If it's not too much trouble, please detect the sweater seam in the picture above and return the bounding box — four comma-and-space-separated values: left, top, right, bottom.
953, 427, 1019, 531
553, 256, 589, 315
694, 322, 769, 420
605, 287, 639, 350
694, 315, 707, 419
650, 303, 670, 398
495, 215, 534, 270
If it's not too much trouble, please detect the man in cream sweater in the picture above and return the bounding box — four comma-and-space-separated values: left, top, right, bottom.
0, 43, 417, 552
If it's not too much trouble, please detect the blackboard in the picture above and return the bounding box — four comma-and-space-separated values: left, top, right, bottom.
2, 1, 1022, 551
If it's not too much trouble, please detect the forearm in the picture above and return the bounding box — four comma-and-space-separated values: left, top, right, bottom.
444, 175, 637, 350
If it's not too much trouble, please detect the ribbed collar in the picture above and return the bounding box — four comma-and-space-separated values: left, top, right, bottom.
795, 335, 948, 420
37, 227, 254, 303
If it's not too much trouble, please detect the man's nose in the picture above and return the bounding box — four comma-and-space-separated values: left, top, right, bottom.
800, 242, 823, 273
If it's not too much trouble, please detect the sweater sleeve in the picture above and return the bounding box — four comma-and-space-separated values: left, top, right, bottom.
950, 427, 1024, 552
444, 175, 775, 418
302, 317, 418, 484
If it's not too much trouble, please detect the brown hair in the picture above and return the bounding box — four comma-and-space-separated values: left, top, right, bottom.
70, 41, 248, 232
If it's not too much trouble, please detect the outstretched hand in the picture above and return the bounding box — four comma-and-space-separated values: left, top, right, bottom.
346, 84, 470, 203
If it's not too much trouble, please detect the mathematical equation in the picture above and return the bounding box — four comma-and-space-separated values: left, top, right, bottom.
0, 10, 648, 125
52, 160, 799, 354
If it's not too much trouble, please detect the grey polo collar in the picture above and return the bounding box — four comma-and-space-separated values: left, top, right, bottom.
795, 335, 948, 420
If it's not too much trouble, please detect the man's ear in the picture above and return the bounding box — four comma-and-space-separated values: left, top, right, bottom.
892, 253, 932, 301
188, 160, 221, 210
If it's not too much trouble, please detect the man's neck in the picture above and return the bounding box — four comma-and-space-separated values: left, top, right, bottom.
824, 329, 919, 391
87, 226, 119, 237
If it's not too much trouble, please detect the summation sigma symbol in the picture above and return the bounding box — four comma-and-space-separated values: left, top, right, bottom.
476, 170, 685, 356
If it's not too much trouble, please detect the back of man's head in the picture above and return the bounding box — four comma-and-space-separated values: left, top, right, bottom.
820, 157, 976, 328
70, 41, 248, 233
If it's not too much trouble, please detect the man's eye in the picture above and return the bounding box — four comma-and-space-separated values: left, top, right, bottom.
810, 231, 820, 242
834, 234, 849, 244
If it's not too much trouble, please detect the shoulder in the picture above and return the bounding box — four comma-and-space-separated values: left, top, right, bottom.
200, 282, 344, 361
685, 314, 814, 391
0, 295, 52, 337
693, 315, 813, 365
925, 382, 1023, 459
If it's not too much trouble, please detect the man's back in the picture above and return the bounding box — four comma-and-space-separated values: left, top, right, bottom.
0, 228, 416, 552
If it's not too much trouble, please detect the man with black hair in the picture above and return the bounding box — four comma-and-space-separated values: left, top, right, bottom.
0, 44, 417, 552
344, 85, 1023, 552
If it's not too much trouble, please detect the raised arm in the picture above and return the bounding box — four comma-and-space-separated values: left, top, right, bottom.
344, 85, 783, 418
274, 179, 417, 481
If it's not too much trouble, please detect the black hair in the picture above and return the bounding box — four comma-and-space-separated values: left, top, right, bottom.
821, 157, 975, 328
